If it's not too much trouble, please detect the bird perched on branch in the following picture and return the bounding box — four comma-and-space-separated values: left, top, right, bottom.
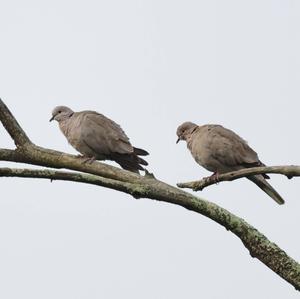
50, 106, 148, 173
176, 122, 284, 205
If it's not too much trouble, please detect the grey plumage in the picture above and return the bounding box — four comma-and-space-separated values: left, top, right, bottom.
176, 122, 284, 205
50, 106, 148, 173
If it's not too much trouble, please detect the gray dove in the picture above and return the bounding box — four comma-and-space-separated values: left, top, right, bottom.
176, 122, 284, 205
50, 106, 148, 173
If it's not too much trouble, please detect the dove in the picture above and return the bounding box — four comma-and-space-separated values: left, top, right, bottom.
50, 106, 148, 173
176, 122, 284, 205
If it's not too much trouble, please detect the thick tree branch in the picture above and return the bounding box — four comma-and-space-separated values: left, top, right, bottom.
0, 99, 299, 291
177, 166, 299, 191
0, 99, 31, 146
0, 145, 140, 183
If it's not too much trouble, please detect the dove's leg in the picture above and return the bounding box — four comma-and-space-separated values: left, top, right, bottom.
83, 156, 96, 164
76, 155, 96, 164
211, 172, 220, 183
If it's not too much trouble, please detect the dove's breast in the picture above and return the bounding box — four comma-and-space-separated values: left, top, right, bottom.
187, 126, 225, 173
58, 115, 91, 156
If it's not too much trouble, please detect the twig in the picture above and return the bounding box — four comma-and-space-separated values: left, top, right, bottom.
177, 166, 300, 191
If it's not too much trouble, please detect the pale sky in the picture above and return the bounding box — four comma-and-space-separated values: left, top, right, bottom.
0, 0, 299, 298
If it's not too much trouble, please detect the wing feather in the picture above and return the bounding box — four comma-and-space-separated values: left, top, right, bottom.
208, 125, 260, 167
80, 111, 134, 155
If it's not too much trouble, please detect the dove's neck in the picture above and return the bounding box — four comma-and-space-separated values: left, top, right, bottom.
186, 126, 199, 149
59, 118, 72, 138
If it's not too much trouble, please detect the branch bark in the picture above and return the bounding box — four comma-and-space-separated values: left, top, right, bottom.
0, 99, 299, 291
177, 166, 299, 191
0, 167, 137, 195
0, 100, 31, 146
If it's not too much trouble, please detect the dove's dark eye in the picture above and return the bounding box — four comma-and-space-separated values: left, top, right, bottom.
58, 111, 62, 113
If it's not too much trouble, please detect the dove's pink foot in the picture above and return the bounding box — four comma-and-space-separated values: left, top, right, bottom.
208, 171, 220, 184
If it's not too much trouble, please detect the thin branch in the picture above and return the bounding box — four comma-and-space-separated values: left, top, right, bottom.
0, 99, 299, 291
0, 99, 32, 146
0, 167, 138, 196
177, 166, 299, 191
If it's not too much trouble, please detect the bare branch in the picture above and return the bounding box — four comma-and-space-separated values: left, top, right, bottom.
177, 166, 299, 191
0, 167, 138, 196
0, 99, 32, 146
0, 99, 299, 291
0, 145, 141, 183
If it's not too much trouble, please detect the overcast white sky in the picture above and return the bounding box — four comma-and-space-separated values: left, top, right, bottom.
0, 0, 299, 298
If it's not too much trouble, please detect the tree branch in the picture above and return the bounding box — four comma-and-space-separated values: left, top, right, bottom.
1, 144, 141, 183
0, 167, 138, 195
0, 99, 32, 146
177, 166, 299, 191
0, 99, 299, 291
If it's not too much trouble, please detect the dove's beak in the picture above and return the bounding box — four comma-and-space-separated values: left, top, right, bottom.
49, 116, 55, 122
176, 137, 181, 144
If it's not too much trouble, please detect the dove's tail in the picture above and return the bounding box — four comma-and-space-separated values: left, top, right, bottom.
247, 175, 285, 205
133, 147, 149, 156
112, 151, 148, 173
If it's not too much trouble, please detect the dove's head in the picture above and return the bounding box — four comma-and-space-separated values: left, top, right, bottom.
50, 106, 74, 122
176, 122, 198, 143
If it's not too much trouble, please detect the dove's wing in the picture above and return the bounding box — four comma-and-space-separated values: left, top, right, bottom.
79, 111, 134, 156
206, 125, 261, 169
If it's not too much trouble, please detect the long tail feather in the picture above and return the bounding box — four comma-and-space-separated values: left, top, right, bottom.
247, 175, 285, 205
